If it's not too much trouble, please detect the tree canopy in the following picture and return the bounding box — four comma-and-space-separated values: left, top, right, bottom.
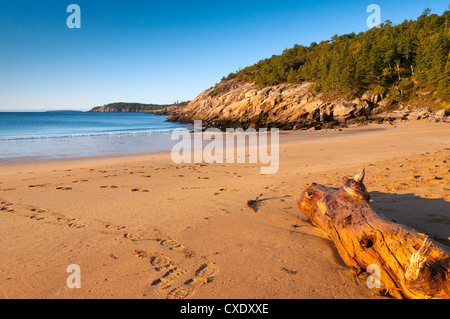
89, 101, 190, 112
223, 10, 449, 104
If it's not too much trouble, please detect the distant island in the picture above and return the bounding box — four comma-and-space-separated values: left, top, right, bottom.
47, 110, 84, 113
88, 101, 190, 113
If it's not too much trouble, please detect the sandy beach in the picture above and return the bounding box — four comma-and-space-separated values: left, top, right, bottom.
0, 120, 448, 299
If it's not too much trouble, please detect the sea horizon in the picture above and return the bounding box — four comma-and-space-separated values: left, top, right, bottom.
0, 111, 192, 162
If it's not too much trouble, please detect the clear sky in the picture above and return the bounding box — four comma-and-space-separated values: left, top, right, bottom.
0, 0, 448, 111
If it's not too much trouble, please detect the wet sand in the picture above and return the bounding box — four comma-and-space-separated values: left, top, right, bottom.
0, 120, 448, 299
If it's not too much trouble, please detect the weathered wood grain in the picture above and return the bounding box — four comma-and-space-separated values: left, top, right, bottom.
297, 169, 450, 299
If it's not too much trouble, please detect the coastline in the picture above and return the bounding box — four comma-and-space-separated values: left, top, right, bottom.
0, 120, 448, 299
0, 120, 390, 167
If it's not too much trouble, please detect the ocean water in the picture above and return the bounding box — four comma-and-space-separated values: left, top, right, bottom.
0, 111, 192, 162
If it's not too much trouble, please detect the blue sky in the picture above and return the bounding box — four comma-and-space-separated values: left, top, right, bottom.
0, 0, 448, 110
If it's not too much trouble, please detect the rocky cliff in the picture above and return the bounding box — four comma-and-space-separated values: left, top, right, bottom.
154, 79, 449, 130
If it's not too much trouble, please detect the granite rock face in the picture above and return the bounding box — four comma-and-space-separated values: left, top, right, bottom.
152, 80, 449, 129
162, 80, 367, 128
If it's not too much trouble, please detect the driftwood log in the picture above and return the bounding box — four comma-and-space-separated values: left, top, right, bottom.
297, 169, 450, 299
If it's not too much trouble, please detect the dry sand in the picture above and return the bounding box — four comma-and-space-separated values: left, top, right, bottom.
0, 120, 448, 299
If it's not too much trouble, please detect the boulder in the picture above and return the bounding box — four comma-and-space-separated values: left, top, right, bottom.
361, 91, 372, 101
432, 109, 450, 122
333, 101, 357, 122
406, 107, 431, 120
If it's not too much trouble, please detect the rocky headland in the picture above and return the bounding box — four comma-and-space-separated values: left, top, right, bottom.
150, 79, 449, 130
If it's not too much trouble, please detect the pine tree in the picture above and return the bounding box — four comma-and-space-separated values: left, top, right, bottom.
287, 68, 296, 83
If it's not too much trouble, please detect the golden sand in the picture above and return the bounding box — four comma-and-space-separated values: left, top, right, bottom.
0, 120, 448, 299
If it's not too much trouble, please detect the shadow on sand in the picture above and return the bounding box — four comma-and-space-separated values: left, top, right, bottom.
369, 191, 450, 248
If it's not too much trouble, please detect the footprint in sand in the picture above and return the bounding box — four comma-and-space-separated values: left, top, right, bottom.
149, 253, 174, 271
133, 250, 173, 269
55, 217, 85, 229
166, 262, 218, 299
132, 250, 184, 288
151, 267, 187, 287
281, 267, 298, 275
93, 219, 127, 233
28, 184, 51, 188
105, 223, 126, 231
0, 206, 16, 213
23, 204, 86, 229
194, 262, 218, 282
123, 231, 153, 242
72, 179, 88, 183
166, 282, 198, 299
56, 187, 72, 190
29, 214, 45, 220
156, 237, 195, 258
131, 230, 211, 298
131, 188, 150, 192
30, 208, 47, 214
0, 200, 14, 206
